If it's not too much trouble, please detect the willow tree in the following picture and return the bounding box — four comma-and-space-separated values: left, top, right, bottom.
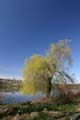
22, 40, 72, 97
22, 55, 55, 95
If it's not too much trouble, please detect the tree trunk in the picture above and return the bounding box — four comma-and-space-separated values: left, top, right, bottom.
46, 78, 52, 97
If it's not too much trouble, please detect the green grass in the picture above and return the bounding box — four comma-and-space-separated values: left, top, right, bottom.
1, 102, 75, 114
0, 101, 77, 120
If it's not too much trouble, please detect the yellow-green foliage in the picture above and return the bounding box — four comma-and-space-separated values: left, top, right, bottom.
22, 55, 56, 94
22, 40, 72, 95
47, 40, 72, 70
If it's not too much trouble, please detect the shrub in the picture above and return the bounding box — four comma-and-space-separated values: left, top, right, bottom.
55, 84, 74, 104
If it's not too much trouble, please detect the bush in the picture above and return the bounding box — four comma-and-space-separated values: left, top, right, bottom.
55, 84, 74, 104
0, 95, 3, 104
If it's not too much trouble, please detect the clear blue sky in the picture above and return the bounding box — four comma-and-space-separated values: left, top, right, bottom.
0, 0, 80, 81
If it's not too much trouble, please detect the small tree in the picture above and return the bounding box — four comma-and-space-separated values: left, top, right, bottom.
22, 40, 72, 97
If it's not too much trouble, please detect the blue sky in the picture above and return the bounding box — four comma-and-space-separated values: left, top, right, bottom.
0, 0, 80, 81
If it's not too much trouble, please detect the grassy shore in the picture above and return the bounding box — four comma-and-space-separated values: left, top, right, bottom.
0, 97, 80, 120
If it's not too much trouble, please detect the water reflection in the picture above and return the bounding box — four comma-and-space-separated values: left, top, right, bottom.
0, 86, 44, 104
0, 84, 79, 104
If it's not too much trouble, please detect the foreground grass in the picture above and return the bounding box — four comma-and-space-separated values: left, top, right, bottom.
0, 96, 80, 120
0, 102, 77, 120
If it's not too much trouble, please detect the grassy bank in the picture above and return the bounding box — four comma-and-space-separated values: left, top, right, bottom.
0, 98, 80, 120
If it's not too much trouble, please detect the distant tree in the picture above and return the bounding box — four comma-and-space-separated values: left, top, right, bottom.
22, 40, 73, 97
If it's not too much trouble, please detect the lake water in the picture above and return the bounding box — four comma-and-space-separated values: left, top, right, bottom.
0, 86, 79, 104
0, 90, 61, 104
0, 86, 45, 104
0, 92, 45, 104
0, 88, 60, 104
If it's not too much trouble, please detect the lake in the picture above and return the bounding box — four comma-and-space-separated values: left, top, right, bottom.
0, 84, 79, 104
0, 87, 45, 104
0, 92, 44, 104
